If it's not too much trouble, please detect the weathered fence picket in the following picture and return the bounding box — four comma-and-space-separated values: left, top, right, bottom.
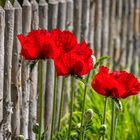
45, 1, 58, 139
101, 0, 109, 57
0, 5, 5, 140
21, 0, 31, 138
3, 1, 14, 139
94, 0, 102, 58
38, 0, 48, 132
88, 0, 95, 51
119, 0, 128, 68
81, 0, 90, 42
11, 0, 22, 139
62, 0, 73, 119
126, 0, 134, 72
73, 0, 82, 42
113, 0, 122, 69
29, 0, 39, 139
54, 0, 66, 133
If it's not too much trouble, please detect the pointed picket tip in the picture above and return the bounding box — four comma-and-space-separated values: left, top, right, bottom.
39, 0, 47, 5
67, 0, 73, 2
30, 0, 38, 5
14, 0, 22, 9
22, 0, 31, 6
59, 0, 66, 3
48, 0, 58, 4
4, 0, 14, 10
0, 5, 4, 12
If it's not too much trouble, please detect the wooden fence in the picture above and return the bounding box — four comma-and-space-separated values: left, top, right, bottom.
0, 0, 140, 139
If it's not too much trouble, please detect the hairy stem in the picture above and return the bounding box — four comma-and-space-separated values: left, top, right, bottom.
38, 60, 43, 140
50, 71, 57, 140
80, 73, 90, 140
68, 77, 74, 140
58, 77, 65, 131
102, 97, 107, 140
110, 99, 115, 140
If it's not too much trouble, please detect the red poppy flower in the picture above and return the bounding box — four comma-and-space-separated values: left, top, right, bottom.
92, 66, 140, 98
111, 71, 140, 98
92, 66, 125, 98
54, 41, 93, 76
17, 29, 59, 60
51, 29, 77, 54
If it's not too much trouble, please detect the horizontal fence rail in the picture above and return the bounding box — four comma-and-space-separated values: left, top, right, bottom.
0, 0, 140, 139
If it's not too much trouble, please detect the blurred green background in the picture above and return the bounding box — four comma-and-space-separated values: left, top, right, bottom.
0, 0, 14, 6
57, 73, 140, 140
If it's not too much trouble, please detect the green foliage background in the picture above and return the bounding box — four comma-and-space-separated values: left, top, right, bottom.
55, 67, 140, 140
0, 0, 13, 7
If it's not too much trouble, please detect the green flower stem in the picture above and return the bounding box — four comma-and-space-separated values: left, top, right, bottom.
58, 77, 65, 131
38, 60, 43, 140
50, 71, 57, 140
80, 73, 90, 140
98, 136, 102, 140
114, 109, 119, 139
68, 77, 74, 140
102, 97, 107, 140
110, 99, 115, 140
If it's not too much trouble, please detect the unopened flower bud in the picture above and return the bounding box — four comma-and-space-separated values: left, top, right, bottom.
84, 109, 93, 123
32, 123, 39, 134
15, 135, 26, 140
91, 55, 96, 64
98, 124, 107, 136
76, 123, 81, 128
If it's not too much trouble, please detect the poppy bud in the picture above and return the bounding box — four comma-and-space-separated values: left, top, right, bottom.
76, 123, 81, 128
15, 135, 26, 140
98, 124, 107, 136
32, 123, 39, 134
91, 55, 96, 64
84, 109, 93, 123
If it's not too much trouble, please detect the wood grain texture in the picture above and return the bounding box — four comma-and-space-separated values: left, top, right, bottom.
20, 0, 31, 138
3, 1, 14, 139
73, 0, 82, 42
55, 0, 66, 132
0, 5, 5, 140
28, 0, 39, 139
11, 0, 22, 139
45, 0, 58, 139
101, 0, 110, 57
81, 0, 90, 42
39, 0, 48, 131
88, 0, 95, 50
94, 0, 102, 58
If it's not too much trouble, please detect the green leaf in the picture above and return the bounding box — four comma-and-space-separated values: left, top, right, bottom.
41, 127, 48, 140
93, 56, 111, 69
113, 98, 123, 111
32, 123, 39, 134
